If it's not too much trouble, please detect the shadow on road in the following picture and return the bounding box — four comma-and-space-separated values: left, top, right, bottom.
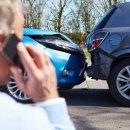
59, 88, 122, 107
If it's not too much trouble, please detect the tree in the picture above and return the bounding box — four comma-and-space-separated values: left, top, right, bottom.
22, 0, 46, 28
45, 0, 71, 32
67, 4, 81, 33
80, 0, 95, 33
68, 0, 95, 34
94, 0, 121, 15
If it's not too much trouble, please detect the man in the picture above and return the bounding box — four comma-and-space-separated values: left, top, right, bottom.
0, 0, 75, 129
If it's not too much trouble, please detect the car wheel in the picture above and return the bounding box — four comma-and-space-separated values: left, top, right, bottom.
6, 73, 32, 103
108, 59, 130, 106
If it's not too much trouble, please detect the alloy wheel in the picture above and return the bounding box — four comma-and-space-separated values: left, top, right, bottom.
7, 73, 30, 101
116, 66, 130, 100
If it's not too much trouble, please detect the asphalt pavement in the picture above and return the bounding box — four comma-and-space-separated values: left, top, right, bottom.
59, 80, 130, 130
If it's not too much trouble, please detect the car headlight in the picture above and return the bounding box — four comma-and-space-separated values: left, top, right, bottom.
53, 40, 76, 51
40, 39, 77, 52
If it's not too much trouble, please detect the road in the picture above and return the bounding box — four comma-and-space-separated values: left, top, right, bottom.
59, 80, 130, 130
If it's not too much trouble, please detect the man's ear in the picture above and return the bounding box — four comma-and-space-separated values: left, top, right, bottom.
0, 33, 6, 48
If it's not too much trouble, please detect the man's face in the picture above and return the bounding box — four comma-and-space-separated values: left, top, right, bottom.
0, 14, 24, 85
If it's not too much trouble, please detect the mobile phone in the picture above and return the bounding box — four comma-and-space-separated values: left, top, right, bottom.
2, 33, 22, 67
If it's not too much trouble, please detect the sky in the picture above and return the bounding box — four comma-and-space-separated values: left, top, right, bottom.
41, 0, 130, 32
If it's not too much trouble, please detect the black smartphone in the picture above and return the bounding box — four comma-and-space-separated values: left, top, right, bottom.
2, 33, 22, 67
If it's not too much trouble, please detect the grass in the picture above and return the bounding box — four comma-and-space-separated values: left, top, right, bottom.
83, 48, 90, 58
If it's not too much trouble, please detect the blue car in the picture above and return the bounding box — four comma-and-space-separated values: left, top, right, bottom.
6, 28, 86, 102
86, 2, 130, 106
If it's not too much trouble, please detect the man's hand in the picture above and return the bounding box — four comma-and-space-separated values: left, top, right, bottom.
10, 43, 59, 103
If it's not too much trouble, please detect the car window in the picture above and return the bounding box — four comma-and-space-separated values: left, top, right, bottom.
105, 3, 130, 27
92, 5, 117, 31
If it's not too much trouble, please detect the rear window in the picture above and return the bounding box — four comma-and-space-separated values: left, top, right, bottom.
105, 3, 130, 28
92, 5, 117, 31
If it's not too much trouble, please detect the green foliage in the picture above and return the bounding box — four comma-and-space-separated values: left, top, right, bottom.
83, 48, 90, 58
66, 32, 90, 57
65, 32, 87, 47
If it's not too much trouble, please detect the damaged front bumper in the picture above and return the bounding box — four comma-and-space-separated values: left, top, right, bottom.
87, 50, 113, 80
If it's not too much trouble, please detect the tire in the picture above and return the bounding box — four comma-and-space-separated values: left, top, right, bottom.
108, 59, 130, 106
6, 74, 32, 103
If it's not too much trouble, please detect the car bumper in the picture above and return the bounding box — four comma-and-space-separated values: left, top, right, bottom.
87, 50, 113, 80
44, 48, 87, 88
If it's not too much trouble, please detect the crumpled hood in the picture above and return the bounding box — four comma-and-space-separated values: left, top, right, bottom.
23, 28, 82, 51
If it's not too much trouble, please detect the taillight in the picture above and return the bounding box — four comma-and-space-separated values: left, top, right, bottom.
89, 38, 103, 51
86, 31, 109, 51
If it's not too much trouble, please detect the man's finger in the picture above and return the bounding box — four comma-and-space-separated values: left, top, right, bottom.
17, 43, 37, 75
25, 44, 50, 68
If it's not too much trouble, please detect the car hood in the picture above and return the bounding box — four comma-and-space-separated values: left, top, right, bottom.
23, 28, 82, 51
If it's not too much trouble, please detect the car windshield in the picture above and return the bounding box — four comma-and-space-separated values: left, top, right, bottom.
92, 5, 117, 32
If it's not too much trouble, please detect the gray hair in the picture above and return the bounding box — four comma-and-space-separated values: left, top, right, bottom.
0, 0, 23, 35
